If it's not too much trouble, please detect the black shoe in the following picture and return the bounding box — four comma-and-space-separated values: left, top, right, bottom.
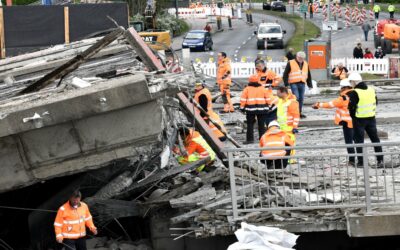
375, 161, 385, 169
356, 162, 364, 168
243, 140, 255, 145
348, 161, 356, 167
300, 114, 307, 118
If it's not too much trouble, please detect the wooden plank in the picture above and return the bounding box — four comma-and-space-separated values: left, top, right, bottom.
18, 27, 125, 95
64, 7, 70, 44
123, 28, 165, 72
0, 8, 5, 59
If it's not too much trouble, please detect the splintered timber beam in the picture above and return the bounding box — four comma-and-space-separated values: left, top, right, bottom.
177, 92, 227, 166
123, 28, 165, 72
18, 27, 125, 95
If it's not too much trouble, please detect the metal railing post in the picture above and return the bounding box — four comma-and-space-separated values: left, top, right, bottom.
228, 152, 239, 220
362, 145, 372, 213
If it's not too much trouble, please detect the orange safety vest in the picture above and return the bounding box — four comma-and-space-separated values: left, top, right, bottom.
318, 89, 353, 128
217, 58, 232, 85
208, 111, 226, 139
288, 60, 309, 84
54, 201, 96, 241
257, 68, 282, 87
240, 82, 274, 113
184, 129, 214, 160
194, 87, 213, 112
260, 126, 294, 158
334, 67, 347, 80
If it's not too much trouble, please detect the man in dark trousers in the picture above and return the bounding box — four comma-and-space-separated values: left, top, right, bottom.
347, 72, 384, 168
353, 43, 364, 58
240, 74, 274, 144
282, 51, 313, 118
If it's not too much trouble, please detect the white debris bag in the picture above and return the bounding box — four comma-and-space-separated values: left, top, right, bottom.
227, 222, 298, 250
305, 80, 320, 95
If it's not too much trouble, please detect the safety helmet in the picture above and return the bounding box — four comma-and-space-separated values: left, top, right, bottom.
268, 120, 280, 128
195, 82, 203, 87
248, 74, 259, 83
347, 72, 362, 81
339, 79, 351, 87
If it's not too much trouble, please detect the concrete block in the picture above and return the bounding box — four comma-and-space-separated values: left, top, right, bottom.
346, 212, 400, 237
0, 136, 31, 191
0, 74, 151, 138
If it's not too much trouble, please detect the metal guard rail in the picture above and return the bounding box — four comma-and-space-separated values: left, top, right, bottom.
225, 142, 400, 220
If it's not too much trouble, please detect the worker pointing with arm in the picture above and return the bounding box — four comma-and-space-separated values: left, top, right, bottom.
312, 79, 355, 166
54, 190, 97, 250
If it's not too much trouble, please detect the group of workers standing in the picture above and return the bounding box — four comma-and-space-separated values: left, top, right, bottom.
189, 50, 383, 169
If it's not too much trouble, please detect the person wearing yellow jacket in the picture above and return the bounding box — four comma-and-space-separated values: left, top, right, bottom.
217, 52, 234, 112
54, 190, 97, 250
312, 79, 355, 166
175, 127, 216, 172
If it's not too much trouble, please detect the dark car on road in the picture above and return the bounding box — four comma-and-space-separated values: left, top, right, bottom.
182, 30, 213, 51
263, 1, 286, 11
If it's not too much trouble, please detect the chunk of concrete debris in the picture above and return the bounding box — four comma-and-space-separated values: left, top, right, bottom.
71, 77, 91, 88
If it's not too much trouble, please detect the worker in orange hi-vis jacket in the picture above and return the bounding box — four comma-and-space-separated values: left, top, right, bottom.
54, 190, 97, 250
312, 78, 355, 166
217, 52, 234, 112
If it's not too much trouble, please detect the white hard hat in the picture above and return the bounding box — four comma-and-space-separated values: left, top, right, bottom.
268, 120, 280, 128
339, 79, 351, 87
348, 72, 362, 81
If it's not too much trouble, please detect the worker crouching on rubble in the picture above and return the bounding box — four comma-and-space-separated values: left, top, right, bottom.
312, 79, 356, 166
54, 190, 97, 250
174, 127, 216, 172
260, 120, 294, 169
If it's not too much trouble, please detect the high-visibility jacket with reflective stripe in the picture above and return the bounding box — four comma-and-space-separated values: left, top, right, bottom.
355, 87, 376, 118
184, 129, 215, 161
256, 68, 282, 88
277, 97, 300, 132
334, 67, 347, 80
388, 5, 395, 12
208, 111, 226, 139
54, 202, 96, 241
194, 87, 213, 112
217, 58, 232, 85
260, 127, 294, 159
288, 60, 309, 84
318, 89, 353, 128
373, 5, 380, 12
240, 83, 274, 114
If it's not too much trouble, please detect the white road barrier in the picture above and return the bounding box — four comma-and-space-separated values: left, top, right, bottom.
168, 7, 233, 19
194, 58, 389, 79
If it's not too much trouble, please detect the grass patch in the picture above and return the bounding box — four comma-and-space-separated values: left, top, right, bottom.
253, 9, 321, 52
360, 73, 384, 80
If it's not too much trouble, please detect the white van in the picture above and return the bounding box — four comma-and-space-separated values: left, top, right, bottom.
254, 23, 286, 49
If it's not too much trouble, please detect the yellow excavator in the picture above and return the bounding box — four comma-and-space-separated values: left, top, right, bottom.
131, 0, 172, 50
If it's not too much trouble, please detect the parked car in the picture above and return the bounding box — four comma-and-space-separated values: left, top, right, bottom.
254, 22, 286, 49
263, 1, 272, 10
271, 1, 286, 12
182, 30, 213, 51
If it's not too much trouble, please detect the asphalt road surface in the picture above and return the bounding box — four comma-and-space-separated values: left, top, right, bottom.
172, 3, 398, 66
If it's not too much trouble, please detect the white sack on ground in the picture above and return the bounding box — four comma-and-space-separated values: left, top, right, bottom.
227, 222, 298, 250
